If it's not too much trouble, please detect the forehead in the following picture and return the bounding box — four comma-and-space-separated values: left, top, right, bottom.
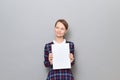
56, 22, 65, 28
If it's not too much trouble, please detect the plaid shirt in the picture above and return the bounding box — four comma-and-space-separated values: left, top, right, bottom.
44, 41, 75, 80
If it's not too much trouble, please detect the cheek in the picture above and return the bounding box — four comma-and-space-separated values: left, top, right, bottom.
61, 30, 66, 34
54, 28, 57, 32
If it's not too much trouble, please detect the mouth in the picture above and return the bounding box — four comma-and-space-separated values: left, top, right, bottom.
56, 32, 61, 34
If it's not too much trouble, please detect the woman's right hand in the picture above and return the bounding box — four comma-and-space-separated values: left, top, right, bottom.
48, 53, 53, 65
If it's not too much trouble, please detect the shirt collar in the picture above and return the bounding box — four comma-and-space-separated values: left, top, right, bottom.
53, 39, 66, 44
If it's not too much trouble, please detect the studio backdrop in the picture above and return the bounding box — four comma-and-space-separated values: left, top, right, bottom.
0, 0, 120, 80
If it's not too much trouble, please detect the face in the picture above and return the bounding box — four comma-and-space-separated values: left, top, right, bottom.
55, 22, 67, 38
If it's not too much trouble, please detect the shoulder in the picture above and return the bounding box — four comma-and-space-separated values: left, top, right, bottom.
66, 41, 74, 52
44, 41, 54, 47
66, 41, 74, 45
44, 42, 54, 52
66, 41, 74, 48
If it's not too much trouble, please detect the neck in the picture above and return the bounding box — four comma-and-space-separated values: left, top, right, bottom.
55, 37, 64, 43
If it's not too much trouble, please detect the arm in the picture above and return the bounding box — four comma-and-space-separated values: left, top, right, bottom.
44, 44, 52, 67
69, 42, 75, 65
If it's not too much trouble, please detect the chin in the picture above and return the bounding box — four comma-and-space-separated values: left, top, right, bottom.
56, 35, 64, 38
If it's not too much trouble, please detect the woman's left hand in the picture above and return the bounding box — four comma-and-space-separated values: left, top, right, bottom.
69, 53, 74, 63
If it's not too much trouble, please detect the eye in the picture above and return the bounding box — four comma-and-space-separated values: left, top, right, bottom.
61, 28, 64, 30
55, 26, 59, 29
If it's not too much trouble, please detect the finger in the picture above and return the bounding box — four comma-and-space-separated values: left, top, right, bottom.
49, 53, 53, 56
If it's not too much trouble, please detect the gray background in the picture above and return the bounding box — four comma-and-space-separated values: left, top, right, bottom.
0, 0, 120, 80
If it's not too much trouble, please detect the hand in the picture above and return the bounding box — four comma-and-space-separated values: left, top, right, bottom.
69, 53, 74, 63
48, 53, 53, 64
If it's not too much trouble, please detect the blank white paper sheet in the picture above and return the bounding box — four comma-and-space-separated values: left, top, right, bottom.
52, 43, 71, 70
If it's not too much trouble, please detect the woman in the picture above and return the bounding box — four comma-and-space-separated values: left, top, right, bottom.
44, 19, 75, 80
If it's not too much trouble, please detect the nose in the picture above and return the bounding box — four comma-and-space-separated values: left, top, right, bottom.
57, 28, 61, 32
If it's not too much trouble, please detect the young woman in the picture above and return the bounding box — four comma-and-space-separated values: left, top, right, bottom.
44, 19, 75, 80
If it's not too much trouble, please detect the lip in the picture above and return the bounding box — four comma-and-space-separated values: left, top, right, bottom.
56, 31, 61, 34
56, 32, 62, 34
